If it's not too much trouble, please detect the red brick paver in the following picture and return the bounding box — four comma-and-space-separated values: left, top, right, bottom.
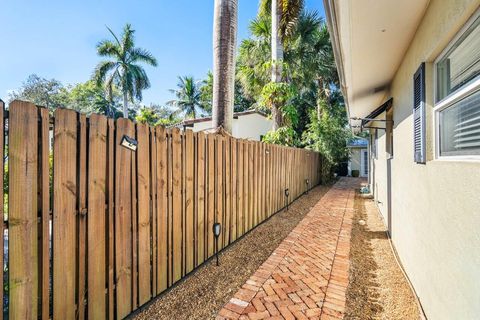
217, 178, 358, 320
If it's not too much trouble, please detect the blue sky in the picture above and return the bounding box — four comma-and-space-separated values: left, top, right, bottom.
0, 0, 324, 106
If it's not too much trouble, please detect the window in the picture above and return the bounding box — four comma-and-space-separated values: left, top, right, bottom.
386, 105, 394, 158
371, 129, 378, 159
413, 63, 426, 163
435, 12, 480, 158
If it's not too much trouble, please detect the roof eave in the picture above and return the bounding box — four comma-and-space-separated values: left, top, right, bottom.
323, 0, 352, 132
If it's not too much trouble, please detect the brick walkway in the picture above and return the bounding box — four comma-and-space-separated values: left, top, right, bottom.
217, 178, 358, 320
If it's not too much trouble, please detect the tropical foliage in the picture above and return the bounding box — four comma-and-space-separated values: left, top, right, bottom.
135, 104, 180, 126
93, 23, 157, 118
166, 76, 206, 119
237, 8, 351, 168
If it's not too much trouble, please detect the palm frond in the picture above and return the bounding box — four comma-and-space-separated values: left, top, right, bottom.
129, 48, 158, 66
122, 23, 135, 52
92, 61, 118, 86
106, 25, 122, 47
96, 39, 121, 58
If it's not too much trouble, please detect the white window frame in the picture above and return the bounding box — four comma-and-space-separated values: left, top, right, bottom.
433, 9, 480, 161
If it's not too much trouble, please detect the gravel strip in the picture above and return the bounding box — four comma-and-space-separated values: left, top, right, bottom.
345, 192, 421, 319
130, 184, 332, 320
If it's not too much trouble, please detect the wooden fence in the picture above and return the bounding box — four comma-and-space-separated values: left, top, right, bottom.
3, 100, 322, 319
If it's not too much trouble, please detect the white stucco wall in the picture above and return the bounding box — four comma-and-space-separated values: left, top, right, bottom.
370, 1, 480, 319
188, 113, 273, 141
348, 147, 368, 177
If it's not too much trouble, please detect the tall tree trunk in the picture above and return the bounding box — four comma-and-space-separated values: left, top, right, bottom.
271, 0, 283, 130
123, 91, 129, 118
212, 0, 238, 134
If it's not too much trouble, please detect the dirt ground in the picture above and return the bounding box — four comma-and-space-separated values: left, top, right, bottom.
345, 192, 422, 320
130, 184, 332, 320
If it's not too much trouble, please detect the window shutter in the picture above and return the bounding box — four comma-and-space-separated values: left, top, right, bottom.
413, 63, 426, 163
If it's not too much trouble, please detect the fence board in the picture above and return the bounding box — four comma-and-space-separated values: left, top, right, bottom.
131, 125, 138, 309
196, 132, 206, 265
107, 118, 115, 320
150, 127, 157, 295
237, 140, 244, 237
230, 139, 238, 243
53, 108, 77, 319
87, 114, 108, 319
185, 130, 194, 273
224, 136, 231, 246
167, 130, 173, 286
171, 128, 182, 283
115, 118, 134, 319
137, 123, 151, 305
248, 142, 253, 231
9, 101, 38, 319
215, 136, 224, 250
39, 107, 49, 320
156, 126, 168, 292
206, 134, 215, 257
77, 114, 87, 320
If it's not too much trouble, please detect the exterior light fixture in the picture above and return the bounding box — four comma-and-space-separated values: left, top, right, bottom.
284, 188, 290, 211
213, 222, 222, 266
305, 179, 310, 194
121, 135, 138, 151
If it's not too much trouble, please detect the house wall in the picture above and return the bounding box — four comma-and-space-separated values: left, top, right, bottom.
349, 148, 361, 172
348, 147, 368, 177
370, 1, 480, 319
190, 113, 273, 141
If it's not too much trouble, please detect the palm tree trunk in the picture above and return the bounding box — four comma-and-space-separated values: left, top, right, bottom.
212, 0, 238, 134
123, 91, 129, 118
271, 0, 283, 130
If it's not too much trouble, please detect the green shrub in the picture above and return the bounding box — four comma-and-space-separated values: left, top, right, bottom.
351, 170, 360, 177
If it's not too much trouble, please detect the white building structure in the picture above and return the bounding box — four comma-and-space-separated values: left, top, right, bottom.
175, 110, 273, 141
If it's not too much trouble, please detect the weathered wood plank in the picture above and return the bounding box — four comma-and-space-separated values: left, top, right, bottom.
237, 140, 244, 237
107, 118, 115, 320
171, 128, 182, 283
53, 108, 77, 319
150, 127, 157, 296
156, 126, 168, 292
9, 101, 38, 319
224, 136, 231, 247
206, 134, 215, 257
252, 142, 258, 227
131, 126, 138, 309
247, 141, 253, 231
77, 114, 87, 320
231, 138, 237, 242
137, 123, 151, 306
215, 136, 224, 250
260, 143, 264, 220
87, 114, 108, 319
39, 107, 49, 320
185, 130, 194, 273
196, 132, 206, 265
115, 118, 134, 319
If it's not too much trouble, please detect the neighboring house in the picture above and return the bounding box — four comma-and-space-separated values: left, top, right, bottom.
174, 110, 273, 141
324, 0, 480, 319
347, 138, 368, 177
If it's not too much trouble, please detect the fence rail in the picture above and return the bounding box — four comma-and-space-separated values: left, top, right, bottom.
3, 100, 322, 319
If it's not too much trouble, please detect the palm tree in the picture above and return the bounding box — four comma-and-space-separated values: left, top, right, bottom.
212, 0, 238, 133
260, 0, 304, 129
93, 23, 157, 118
167, 76, 205, 119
